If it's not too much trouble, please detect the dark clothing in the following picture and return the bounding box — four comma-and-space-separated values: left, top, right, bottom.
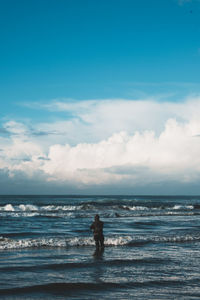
90, 220, 104, 248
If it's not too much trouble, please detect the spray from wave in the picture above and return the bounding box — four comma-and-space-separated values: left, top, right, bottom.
1, 234, 200, 250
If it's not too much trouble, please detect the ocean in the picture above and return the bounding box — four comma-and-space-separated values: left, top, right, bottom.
0, 195, 200, 299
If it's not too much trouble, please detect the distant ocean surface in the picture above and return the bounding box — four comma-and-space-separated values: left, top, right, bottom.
0, 195, 200, 299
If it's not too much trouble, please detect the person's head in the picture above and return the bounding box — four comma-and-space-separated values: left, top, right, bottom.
95, 214, 100, 221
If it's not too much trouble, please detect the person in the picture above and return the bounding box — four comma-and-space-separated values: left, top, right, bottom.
90, 214, 104, 248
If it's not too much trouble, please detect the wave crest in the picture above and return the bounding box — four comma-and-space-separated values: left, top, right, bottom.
1, 233, 200, 250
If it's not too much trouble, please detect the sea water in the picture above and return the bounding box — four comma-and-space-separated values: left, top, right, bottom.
0, 195, 200, 299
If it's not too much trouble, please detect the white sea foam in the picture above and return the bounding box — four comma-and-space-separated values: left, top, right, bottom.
0, 211, 74, 218
0, 234, 200, 250
173, 205, 194, 210
68, 236, 133, 247
41, 205, 78, 211
0, 237, 67, 250
0, 204, 80, 212
0, 237, 97, 250
154, 235, 200, 243
1, 204, 15, 211
106, 236, 133, 246
19, 204, 38, 211
122, 205, 148, 211
0, 236, 134, 250
0, 204, 38, 212
0, 203, 196, 214
67, 237, 94, 246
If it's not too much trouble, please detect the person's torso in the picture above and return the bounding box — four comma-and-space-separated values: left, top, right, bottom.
93, 221, 103, 235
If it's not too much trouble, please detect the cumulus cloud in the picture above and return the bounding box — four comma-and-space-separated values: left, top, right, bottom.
1, 96, 200, 192
39, 119, 200, 185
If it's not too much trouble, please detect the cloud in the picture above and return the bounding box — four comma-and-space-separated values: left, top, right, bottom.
2, 120, 62, 138
0, 128, 10, 136
26, 96, 200, 144
1, 96, 200, 193
39, 119, 200, 186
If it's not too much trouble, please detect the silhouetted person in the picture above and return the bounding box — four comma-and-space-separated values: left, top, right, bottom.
90, 214, 104, 248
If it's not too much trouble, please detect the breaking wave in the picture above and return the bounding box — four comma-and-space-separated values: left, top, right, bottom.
1, 234, 200, 250
0, 204, 80, 212
0, 203, 196, 212
0, 202, 199, 219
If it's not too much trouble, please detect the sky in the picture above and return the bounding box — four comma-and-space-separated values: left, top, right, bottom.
0, 0, 200, 194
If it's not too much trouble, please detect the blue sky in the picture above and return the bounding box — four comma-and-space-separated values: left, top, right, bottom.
0, 0, 200, 194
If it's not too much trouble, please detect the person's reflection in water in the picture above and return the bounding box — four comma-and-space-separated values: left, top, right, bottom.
92, 244, 104, 283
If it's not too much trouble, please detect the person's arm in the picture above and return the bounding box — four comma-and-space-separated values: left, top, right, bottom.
90, 222, 94, 230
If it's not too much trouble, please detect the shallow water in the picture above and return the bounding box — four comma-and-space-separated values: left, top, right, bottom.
0, 195, 200, 299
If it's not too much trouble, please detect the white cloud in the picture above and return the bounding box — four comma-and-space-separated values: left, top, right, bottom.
39, 118, 200, 185
1, 97, 200, 191
4, 121, 28, 135
31, 96, 200, 144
